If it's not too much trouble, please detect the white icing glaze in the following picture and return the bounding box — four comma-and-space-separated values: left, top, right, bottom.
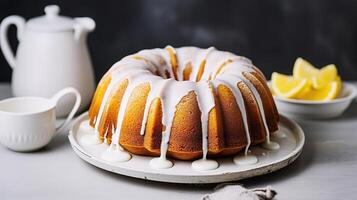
192, 158, 219, 171
203, 50, 251, 80
139, 79, 168, 135
90, 46, 278, 169
79, 120, 101, 145
79, 120, 94, 131
163, 45, 176, 79
217, 63, 278, 149
157, 80, 198, 163
272, 128, 288, 139
236, 71, 276, 150
137, 49, 168, 78
175, 47, 198, 81
262, 141, 280, 150
149, 157, 173, 169
111, 70, 161, 148
80, 134, 101, 145
101, 145, 131, 162
195, 81, 215, 160
94, 60, 154, 141
190, 47, 215, 81
273, 131, 287, 139
212, 77, 251, 155
233, 154, 258, 165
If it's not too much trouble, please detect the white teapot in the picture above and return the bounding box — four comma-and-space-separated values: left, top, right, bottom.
0, 5, 96, 117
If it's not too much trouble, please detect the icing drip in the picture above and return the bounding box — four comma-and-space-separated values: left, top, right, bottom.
101, 145, 131, 162
175, 47, 198, 81
238, 76, 280, 150
91, 46, 279, 169
80, 119, 95, 132
137, 48, 170, 78
164, 45, 177, 79
274, 131, 287, 139
262, 141, 280, 150
111, 71, 161, 148
195, 81, 215, 159
218, 63, 280, 151
149, 157, 173, 169
93, 60, 156, 139
79, 120, 101, 145
213, 77, 251, 155
191, 81, 219, 171
190, 47, 215, 81
192, 158, 219, 171
213, 75, 259, 166
233, 154, 258, 165
273, 127, 288, 139
153, 80, 200, 168
80, 134, 101, 145
202, 50, 251, 81
139, 79, 169, 136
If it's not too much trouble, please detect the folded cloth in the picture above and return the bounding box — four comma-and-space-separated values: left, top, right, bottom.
202, 183, 277, 200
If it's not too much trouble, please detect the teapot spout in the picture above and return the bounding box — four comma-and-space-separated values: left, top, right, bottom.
74, 17, 95, 43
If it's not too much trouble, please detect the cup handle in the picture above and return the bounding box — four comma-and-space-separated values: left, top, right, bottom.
51, 87, 81, 133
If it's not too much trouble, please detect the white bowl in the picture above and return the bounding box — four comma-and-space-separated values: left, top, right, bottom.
273, 82, 357, 119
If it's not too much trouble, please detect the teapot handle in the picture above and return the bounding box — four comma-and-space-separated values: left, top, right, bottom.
0, 16, 25, 69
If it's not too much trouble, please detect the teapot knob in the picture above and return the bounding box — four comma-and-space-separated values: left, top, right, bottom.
44, 5, 60, 18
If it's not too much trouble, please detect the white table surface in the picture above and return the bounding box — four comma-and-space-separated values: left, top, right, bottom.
1, 82, 357, 200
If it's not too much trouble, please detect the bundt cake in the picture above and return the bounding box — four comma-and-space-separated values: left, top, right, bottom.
87, 46, 279, 170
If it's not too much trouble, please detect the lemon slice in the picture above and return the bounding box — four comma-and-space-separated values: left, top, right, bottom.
295, 81, 313, 99
312, 64, 337, 89
271, 72, 308, 98
293, 57, 319, 80
297, 80, 340, 101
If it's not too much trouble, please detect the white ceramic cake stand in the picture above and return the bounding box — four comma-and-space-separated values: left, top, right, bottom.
68, 112, 305, 184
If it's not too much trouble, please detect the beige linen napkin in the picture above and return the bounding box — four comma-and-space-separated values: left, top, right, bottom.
202, 183, 277, 200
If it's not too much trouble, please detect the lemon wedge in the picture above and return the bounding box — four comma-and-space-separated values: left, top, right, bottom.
296, 80, 340, 101
271, 72, 308, 98
273, 58, 342, 101
312, 64, 338, 89
293, 57, 319, 80
295, 82, 313, 99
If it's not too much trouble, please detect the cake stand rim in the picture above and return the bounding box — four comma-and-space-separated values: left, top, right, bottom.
68, 112, 305, 184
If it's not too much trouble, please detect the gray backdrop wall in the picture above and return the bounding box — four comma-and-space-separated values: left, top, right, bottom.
1, 0, 356, 82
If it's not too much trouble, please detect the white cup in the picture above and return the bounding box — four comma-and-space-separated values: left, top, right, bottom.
0, 87, 81, 151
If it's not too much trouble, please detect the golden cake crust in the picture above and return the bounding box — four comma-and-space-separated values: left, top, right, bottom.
88, 47, 279, 161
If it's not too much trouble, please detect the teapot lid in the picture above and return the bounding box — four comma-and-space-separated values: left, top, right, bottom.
27, 5, 75, 32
